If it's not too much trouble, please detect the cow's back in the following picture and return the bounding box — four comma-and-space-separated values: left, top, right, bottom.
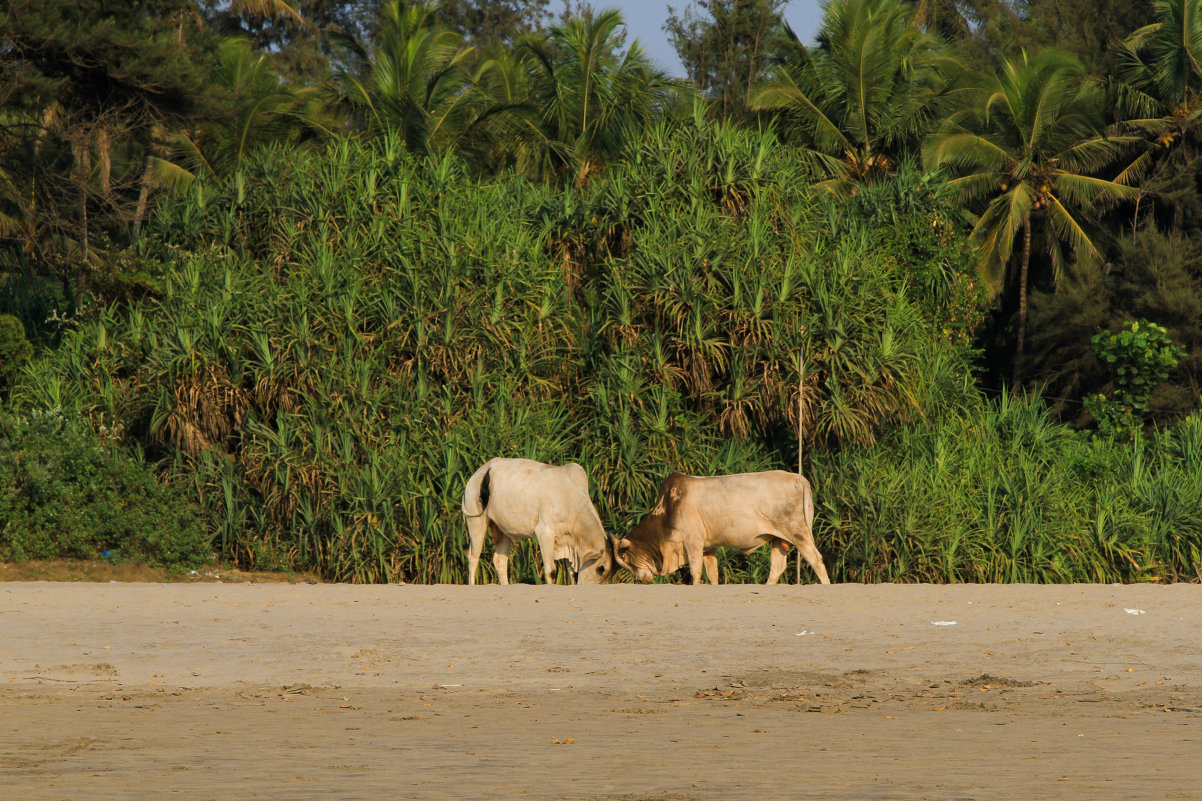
675, 470, 812, 539
680, 468, 802, 503
478, 458, 593, 533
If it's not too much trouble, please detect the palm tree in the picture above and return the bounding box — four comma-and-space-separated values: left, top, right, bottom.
340, 0, 479, 156
1117, 0, 1202, 124
455, 47, 543, 174
165, 38, 333, 184
516, 8, 689, 184
1112, 0, 1202, 222
751, 0, 970, 193
910, 0, 974, 39
924, 48, 1138, 390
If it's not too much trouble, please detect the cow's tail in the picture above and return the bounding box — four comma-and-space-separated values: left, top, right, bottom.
462, 461, 493, 518
786, 473, 815, 548
803, 475, 815, 532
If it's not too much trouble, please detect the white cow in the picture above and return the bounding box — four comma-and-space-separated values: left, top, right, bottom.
613, 470, 830, 585
462, 458, 616, 585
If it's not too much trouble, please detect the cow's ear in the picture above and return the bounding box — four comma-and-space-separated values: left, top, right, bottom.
611, 537, 629, 568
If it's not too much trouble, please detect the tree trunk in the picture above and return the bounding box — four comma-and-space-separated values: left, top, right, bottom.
797, 353, 805, 474
1011, 214, 1032, 393
74, 139, 91, 309
797, 352, 806, 586
96, 126, 111, 199
132, 127, 164, 243
75, 142, 90, 264
132, 150, 153, 243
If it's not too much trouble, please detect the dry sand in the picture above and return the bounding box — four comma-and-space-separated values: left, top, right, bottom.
1, 581, 1199, 800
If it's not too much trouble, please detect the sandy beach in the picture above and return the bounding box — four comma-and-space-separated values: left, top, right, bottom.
2, 581, 1199, 799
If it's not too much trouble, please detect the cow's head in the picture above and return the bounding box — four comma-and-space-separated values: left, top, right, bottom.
612, 534, 658, 584
576, 537, 617, 584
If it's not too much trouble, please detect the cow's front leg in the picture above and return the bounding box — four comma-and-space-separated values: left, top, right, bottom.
702, 554, 719, 585
492, 537, 513, 585
686, 544, 706, 586
534, 526, 558, 585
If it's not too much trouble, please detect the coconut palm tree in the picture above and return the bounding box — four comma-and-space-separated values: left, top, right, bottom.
340, 0, 480, 156
751, 0, 970, 193
1111, 0, 1202, 223
165, 38, 333, 184
924, 48, 1139, 390
1117, 0, 1202, 124
910, 0, 974, 39
516, 8, 689, 184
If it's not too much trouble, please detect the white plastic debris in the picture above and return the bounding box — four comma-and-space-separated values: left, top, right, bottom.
930, 621, 958, 626
794, 630, 815, 636
1124, 608, 1146, 615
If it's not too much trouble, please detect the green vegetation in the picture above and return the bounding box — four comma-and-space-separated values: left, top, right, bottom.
754, 0, 969, 189
817, 395, 1202, 584
1085, 320, 1186, 439
2, 0, 1201, 582
5, 125, 979, 581
0, 408, 209, 568
925, 48, 1138, 388
0, 314, 32, 394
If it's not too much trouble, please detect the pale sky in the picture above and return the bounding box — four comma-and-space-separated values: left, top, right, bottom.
595, 0, 828, 77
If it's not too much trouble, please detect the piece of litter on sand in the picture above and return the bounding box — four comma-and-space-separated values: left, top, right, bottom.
438, 684, 462, 688
794, 630, 815, 636
930, 621, 958, 626
1124, 608, 1146, 615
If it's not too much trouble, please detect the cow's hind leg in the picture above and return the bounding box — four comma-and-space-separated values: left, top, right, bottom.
492, 536, 513, 585
466, 514, 490, 586
781, 529, 830, 585
765, 539, 790, 584
798, 537, 831, 584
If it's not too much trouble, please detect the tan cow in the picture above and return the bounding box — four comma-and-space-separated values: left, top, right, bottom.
462, 458, 616, 586
613, 470, 830, 585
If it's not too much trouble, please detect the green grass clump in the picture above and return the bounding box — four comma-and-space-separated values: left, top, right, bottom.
812, 395, 1202, 584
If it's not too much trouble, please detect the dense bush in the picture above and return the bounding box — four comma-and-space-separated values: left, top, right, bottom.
0, 408, 209, 567
7, 126, 983, 582
0, 314, 32, 394
1084, 320, 1186, 439
695, 395, 1202, 584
